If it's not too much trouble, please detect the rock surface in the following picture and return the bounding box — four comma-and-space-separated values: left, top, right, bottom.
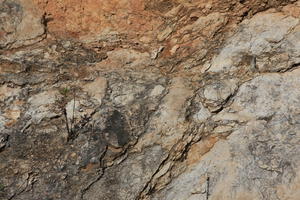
0, 0, 300, 200
0, 0, 45, 49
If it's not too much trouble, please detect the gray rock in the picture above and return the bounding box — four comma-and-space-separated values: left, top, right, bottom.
153, 68, 300, 200
209, 12, 299, 73
83, 145, 166, 200
1, 2, 300, 200
0, 0, 45, 49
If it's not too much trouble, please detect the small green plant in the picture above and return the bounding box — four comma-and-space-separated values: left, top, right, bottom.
59, 87, 70, 96
0, 183, 5, 192
58, 86, 77, 141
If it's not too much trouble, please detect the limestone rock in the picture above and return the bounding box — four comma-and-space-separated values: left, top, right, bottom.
202, 79, 238, 111
82, 77, 107, 104
1, 1, 300, 200
83, 145, 166, 200
209, 8, 300, 73
153, 69, 300, 200
0, 0, 45, 49
26, 90, 59, 123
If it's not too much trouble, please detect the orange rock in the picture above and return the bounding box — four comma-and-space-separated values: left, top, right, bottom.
187, 136, 219, 165
32, 0, 164, 40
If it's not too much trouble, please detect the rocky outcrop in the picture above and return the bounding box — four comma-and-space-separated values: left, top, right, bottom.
0, 0, 45, 49
0, 0, 300, 200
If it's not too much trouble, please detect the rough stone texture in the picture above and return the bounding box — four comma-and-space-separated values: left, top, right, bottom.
208, 10, 300, 73
0, 0, 300, 200
0, 0, 45, 49
153, 69, 300, 200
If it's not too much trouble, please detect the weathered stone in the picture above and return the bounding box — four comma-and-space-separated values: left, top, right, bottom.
83, 145, 166, 200
0, 133, 8, 151
153, 68, 300, 200
26, 90, 59, 123
202, 79, 238, 111
1, 1, 300, 200
157, 26, 173, 42
82, 77, 107, 104
192, 102, 211, 123
150, 85, 165, 97
0, 0, 45, 49
133, 77, 193, 152
0, 84, 20, 102
209, 9, 300, 73
179, 12, 227, 37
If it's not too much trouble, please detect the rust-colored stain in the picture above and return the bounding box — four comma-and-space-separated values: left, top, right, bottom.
187, 136, 219, 165
81, 163, 99, 172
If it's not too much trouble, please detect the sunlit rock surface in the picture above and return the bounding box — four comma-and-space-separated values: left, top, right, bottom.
0, 0, 299, 200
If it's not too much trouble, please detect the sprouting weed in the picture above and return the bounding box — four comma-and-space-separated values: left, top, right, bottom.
59, 87, 70, 96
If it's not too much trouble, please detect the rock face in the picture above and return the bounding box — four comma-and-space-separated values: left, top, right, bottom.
0, 0, 300, 200
0, 0, 45, 49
